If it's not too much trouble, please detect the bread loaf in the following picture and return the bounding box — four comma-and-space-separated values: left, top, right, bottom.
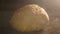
10, 4, 49, 32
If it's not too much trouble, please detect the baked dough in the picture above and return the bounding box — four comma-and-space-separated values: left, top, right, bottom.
10, 4, 49, 32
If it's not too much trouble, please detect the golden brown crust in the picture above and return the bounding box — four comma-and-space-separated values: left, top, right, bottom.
10, 4, 49, 32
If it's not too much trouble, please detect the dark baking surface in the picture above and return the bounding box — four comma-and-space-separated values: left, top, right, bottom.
1, 0, 60, 34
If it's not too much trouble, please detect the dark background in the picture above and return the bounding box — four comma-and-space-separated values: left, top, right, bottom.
1, 0, 60, 34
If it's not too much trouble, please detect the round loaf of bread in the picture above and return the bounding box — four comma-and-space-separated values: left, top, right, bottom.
10, 4, 49, 32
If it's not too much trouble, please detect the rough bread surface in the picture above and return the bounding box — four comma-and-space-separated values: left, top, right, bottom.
10, 4, 49, 32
